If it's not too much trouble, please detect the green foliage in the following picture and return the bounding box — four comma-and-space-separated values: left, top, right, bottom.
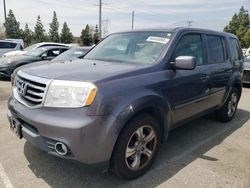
0, 24, 5, 39
80, 24, 93, 46
4, 9, 20, 38
243, 28, 250, 47
20, 24, 33, 46
60, 22, 73, 44
224, 6, 250, 47
34, 15, 46, 42
49, 11, 60, 42
93, 25, 100, 44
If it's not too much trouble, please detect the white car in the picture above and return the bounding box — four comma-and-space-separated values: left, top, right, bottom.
3, 42, 71, 57
0, 40, 24, 57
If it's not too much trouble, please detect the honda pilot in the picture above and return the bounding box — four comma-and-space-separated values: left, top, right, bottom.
7, 28, 243, 179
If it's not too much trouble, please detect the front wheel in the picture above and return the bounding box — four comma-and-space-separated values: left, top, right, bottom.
216, 88, 239, 122
111, 114, 161, 179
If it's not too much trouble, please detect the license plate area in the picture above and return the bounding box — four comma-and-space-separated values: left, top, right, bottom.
10, 118, 22, 139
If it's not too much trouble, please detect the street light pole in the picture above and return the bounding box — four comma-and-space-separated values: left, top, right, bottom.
99, 0, 102, 39
131, 10, 134, 30
3, 0, 7, 23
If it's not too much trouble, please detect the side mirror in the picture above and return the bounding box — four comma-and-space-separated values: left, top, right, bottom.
173, 56, 196, 70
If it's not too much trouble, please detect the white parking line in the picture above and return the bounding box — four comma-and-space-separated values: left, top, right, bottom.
0, 163, 13, 188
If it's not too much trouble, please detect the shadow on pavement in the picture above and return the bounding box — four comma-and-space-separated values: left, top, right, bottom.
24, 109, 250, 188
0, 78, 11, 82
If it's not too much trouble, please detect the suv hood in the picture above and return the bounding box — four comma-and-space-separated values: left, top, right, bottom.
20, 59, 146, 82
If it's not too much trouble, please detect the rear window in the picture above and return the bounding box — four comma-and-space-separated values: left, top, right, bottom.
207, 35, 225, 63
0, 42, 17, 49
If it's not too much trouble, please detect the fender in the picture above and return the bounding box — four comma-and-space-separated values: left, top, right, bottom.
222, 71, 242, 106
110, 91, 172, 142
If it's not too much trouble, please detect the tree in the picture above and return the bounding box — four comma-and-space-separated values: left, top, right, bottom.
21, 24, 33, 46
49, 11, 60, 42
0, 24, 5, 39
34, 15, 46, 42
93, 25, 99, 44
60, 22, 73, 43
4, 9, 20, 38
224, 6, 250, 47
244, 28, 250, 47
224, 14, 239, 34
80, 24, 93, 46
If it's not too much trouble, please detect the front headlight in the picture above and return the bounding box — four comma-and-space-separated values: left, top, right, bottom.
44, 80, 97, 108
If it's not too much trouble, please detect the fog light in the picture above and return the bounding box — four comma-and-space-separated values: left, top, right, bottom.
55, 142, 68, 156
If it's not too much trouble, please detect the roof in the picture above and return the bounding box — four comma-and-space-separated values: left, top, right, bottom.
40, 46, 70, 50
110, 27, 237, 38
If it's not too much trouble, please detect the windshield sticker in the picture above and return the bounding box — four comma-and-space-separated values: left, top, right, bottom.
146, 36, 169, 44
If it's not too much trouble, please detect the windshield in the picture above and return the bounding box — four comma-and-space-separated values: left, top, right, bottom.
84, 31, 172, 64
25, 47, 47, 57
53, 48, 89, 61
24, 43, 40, 51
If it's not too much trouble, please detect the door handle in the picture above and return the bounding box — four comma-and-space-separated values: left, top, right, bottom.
200, 74, 210, 80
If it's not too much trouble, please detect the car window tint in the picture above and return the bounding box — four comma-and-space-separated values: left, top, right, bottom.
0, 42, 17, 49
174, 34, 203, 65
229, 38, 242, 61
207, 35, 225, 63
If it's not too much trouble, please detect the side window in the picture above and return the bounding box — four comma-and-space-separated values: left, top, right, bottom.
206, 35, 225, 63
229, 38, 242, 61
0, 42, 17, 49
174, 34, 203, 65
51, 49, 60, 56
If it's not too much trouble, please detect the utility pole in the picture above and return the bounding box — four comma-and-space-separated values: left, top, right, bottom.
131, 10, 134, 30
3, 0, 7, 23
187, 20, 193, 28
99, 0, 102, 39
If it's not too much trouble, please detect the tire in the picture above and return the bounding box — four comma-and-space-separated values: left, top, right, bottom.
216, 87, 239, 122
111, 113, 161, 180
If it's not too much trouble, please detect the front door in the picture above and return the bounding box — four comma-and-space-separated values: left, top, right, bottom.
167, 33, 210, 124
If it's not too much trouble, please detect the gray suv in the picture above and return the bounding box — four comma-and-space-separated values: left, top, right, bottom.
7, 28, 243, 179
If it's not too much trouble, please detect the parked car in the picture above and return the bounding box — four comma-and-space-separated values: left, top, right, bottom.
52, 47, 92, 62
3, 42, 70, 57
243, 55, 250, 84
8, 28, 243, 179
0, 46, 69, 78
0, 40, 24, 57
4, 39, 24, 47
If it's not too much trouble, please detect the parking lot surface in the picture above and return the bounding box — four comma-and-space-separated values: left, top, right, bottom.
0, 79, 250, 188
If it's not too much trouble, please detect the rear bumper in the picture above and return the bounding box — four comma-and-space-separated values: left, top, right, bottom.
7, 97, 120, 171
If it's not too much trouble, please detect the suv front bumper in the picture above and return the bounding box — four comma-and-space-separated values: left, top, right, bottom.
7, 97, 120, 171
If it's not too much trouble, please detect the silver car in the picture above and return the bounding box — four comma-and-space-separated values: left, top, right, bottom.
0, 40, 23, 57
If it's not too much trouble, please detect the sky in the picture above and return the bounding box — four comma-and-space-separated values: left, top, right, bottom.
0, 0, 250, 36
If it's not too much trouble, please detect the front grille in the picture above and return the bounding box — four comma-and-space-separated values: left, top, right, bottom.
13, 71, 50, 107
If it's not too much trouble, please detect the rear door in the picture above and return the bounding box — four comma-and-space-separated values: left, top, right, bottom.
205, 35, 233, 108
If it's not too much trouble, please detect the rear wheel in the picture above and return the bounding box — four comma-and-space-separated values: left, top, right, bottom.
216, 88, 239, 122
111, 114, 161, 179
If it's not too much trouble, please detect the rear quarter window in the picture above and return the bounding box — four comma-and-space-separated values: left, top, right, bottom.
229, 38, 243, 61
